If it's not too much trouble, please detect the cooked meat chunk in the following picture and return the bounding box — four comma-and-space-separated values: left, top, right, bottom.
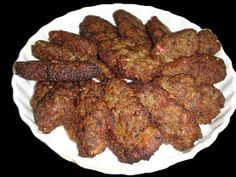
161, 55, 226, 85
31, 81, 55, 110
14, 60, 100, 81
113, 9, 151, 49
14, 61, 47, 80
76, 81, 106, 118
64, 80, 105, 141
64, 80, 110, 157
99, 38, 163, 83
98, 38, 143, 71
156, 75, 225, 124
34, 82, 80, 133
113, 9, 145, 31
76, 101, 109, 157
63, 111, 81, 143
104, 79, 162, 163
79, 15, 119, 44
117, 50, 163, 83
49, 30, 112, 79
91, 60, 114, 80
49, 30, 97, 60
146, 16, 171, 44
197, 29, 221, 55
196, 85, 225, 124
32, 40, 77, 61
151, 29, 198, 62
134, 82, 201, 151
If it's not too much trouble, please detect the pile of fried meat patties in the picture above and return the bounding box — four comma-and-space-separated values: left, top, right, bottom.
14, 9, 226, 164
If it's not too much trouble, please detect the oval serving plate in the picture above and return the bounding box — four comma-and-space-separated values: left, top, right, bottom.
12, 3, 236, 175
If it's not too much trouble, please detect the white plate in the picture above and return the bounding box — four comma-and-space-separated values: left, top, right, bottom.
11, 3, 236, 175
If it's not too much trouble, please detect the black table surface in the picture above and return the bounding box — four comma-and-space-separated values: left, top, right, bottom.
2, 1, 235, 176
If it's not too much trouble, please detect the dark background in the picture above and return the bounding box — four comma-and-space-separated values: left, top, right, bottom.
2, 0, 235, 176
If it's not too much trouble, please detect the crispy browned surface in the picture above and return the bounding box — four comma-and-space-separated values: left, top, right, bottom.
117, 51, 163, 83
151, 29, 198, 62
14, 60, 100, 81
99, 38, 163, 83
64, 80, 110, 157
134, 82, 201, 151
113, 10, 151, 49
104, 79, 162, 163
49, 30, 97, 61
79, 15, 119, 44
48, 61, 100, 81
49, 30, 112, 80
63, 111, 80, 143
77, 101, 109, 157
146, 16, 171, 44
32, 40, 77, 61
92, 60, 114, 80
196, 85, 225, 124
99, 38, 140, 70
31, 81, 55, 110
156, 75, 225, 124
197, 29, 221, 55
113, 9, 145, 31
14, 61, 47, 80
34, 82, 80, 133
161, 55, 226, 85
76, 81, 106, 118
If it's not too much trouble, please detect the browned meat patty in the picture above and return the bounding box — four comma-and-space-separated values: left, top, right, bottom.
64, 80, 105, 141
113, 9, 151, 49
117, 50, 163, 83
31, 81, 55, 110
196, 85, 225, 124
113, 9, 145, 31
49, 30, 112, 80
14, 60, 100, 81
161, 55, 226, 85
32, 40, 77, 61
98, 38, 143, 71
146, 16, 171, 44
133, 82, 201, 151
197, 29, 221, 55
76, 101, 110, 157
63, 112, 81, 143
156, 75, 225, 124
151, 29, 198, 62
34, 82, 80, 133
76, 81, 106, 118
64, 80, 111, 157
104, 78, 162, 164
49, 30, 97, 60
99, 38, 163, 83
79, 15, 119, 44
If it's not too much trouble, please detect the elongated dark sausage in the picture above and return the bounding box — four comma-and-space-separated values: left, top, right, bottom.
14, 60, 100, 81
